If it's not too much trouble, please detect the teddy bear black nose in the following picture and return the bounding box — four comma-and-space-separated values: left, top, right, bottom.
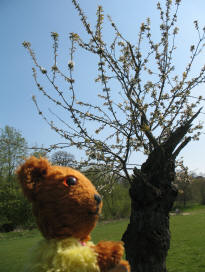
94, 194, 101, 205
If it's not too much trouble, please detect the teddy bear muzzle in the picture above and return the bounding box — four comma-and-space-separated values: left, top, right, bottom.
94, 194, 101, 205
88, 194, 102, 216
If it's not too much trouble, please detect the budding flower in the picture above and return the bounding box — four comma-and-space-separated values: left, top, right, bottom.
32, 95, 36, 102
51, 32, 59, 39
40, 67, 47, 74
52, 65, 58, 71
68, 61, 74, 70
22, 41, 31, 48
190, 45, 195, 52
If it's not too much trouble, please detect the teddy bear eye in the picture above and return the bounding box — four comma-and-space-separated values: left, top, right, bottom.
64, 176, 77, 187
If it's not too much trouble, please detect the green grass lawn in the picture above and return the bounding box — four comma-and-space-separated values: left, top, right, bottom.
0, 206, 205, 272
167, 206, 205, 272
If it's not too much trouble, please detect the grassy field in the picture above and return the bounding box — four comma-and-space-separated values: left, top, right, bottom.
167, 205, 205, 272
0, 206, 205, 272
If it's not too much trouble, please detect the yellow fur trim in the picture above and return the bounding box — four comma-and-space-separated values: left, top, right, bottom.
23, 237, 100, 272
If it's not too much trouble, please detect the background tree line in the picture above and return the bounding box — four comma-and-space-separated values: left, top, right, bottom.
175, 174, 205, 208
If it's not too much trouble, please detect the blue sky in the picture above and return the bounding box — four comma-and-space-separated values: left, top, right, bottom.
1, 0, 205, 174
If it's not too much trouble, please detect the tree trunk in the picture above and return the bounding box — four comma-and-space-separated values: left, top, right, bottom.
122, 110, 202, 272
122, 148, 178, 272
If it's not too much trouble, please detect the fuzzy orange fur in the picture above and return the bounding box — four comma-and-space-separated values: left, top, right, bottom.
17, 156, 130, 272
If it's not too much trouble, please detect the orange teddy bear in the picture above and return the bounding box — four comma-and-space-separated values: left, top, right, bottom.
17, 156, 130, 272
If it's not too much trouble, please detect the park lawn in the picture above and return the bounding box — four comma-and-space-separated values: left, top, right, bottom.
0, 220, 129, 272
0, 229, 41, 272
167, 207, 205, 272
0, 207, 205, 272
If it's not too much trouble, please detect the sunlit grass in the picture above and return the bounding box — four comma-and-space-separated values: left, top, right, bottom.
167, 206, 205, 272
1, 206, 205, 272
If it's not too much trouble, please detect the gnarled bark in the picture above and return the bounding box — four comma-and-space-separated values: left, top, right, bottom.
122, 109, 202, 272
122, 151, 177, 272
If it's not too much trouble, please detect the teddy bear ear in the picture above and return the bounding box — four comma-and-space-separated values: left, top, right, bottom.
16, 156, 50, 202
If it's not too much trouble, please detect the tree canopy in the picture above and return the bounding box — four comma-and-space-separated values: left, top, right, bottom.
51, 150, 75, 167
23, 0, 205, 181
0, 126, 27, 183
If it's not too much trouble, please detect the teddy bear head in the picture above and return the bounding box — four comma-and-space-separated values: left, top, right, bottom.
17, 156, 102, 242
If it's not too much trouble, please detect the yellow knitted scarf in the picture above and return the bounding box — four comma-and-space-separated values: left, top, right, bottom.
23, 237, 100, 272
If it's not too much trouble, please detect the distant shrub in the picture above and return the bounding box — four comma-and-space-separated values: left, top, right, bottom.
0, 183, 35, 232
101, 183, 131, 220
